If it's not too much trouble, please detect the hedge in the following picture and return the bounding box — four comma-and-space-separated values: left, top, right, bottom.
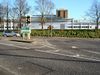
31, 29, 100, 38
0, 29, 100, 38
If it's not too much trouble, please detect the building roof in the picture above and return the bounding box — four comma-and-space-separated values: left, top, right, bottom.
31, 15, 72, 22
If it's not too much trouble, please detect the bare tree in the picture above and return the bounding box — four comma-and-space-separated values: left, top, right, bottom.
0, 4, 4, 25
35, 0, 54, 30
1, 0, 11, 31
5, 4, 10, 30
0, 1, 7, 19
10, 7, 17, 30
0, 1, 8, 30
87, 0, 100, 29
14, 0, 30, 29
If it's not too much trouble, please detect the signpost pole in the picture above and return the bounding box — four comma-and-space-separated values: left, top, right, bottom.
27, 33, 31, 39
22, 33, 25, 39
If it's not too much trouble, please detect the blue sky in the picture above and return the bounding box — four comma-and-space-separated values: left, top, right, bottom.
0, 0, 100, 20
28, 0, 100, 20
54, 0, 92, 19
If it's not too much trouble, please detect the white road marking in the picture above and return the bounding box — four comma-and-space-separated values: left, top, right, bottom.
39, 40, 100, 61
36, 40, 100, 61
72, 46, 78, 49
35, 49, 100, 62
37, 49, 60, 53
0, 43, 30, 49
18, 67, 23, 70
43, 44, 57, 50
55, 50, 60, 52
73, 54, 80, 57
0, 65, 17, 75
82, 49, 100, 55
1, 40, 100, 62
45, 40, 100, 55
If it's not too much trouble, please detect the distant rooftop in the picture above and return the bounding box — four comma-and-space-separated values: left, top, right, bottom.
31, 15, 72, 22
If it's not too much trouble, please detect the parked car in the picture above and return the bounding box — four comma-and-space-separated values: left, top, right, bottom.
2, 30, 20, 37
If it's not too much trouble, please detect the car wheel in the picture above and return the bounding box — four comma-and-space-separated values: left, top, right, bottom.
13, 35, 17, 37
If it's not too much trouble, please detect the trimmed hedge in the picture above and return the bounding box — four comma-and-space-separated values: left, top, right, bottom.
0, 29, 100, 38
31, 29, 100, 38
0, 32, 2, 36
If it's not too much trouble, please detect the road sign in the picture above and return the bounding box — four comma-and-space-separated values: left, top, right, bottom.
21, 26, 31, 33
21, 26, 31, 39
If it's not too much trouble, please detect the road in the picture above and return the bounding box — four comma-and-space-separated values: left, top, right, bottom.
0, 38, 100, 75
47, 38, 100, 60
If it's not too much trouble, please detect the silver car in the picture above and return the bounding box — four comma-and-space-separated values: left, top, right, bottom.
3, 31, 20, 37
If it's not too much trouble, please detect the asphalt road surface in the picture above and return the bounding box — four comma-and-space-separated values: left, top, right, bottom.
48, 38, 100, 60
0, 38, 100, 75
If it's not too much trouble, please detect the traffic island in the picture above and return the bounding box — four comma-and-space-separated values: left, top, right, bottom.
10, 39, 33, 43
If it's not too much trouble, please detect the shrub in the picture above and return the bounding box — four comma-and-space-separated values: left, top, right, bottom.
31, 29, 100, 38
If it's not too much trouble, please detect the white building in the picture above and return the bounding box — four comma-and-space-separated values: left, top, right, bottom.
0, 9, 100, 30
1, 17, 100, 30
28, 15, 99, 30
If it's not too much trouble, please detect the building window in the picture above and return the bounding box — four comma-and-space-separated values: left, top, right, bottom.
58, 11, 60, 17
82, 26, 89, 28
68, 26, 72, 28
73, 26, 81, 28
60, 24, 65, 29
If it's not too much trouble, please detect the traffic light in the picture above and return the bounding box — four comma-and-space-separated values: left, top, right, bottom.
26, 16, 30, 24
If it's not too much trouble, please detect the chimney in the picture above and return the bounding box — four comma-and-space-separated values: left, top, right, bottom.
56, 9, 68, 18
